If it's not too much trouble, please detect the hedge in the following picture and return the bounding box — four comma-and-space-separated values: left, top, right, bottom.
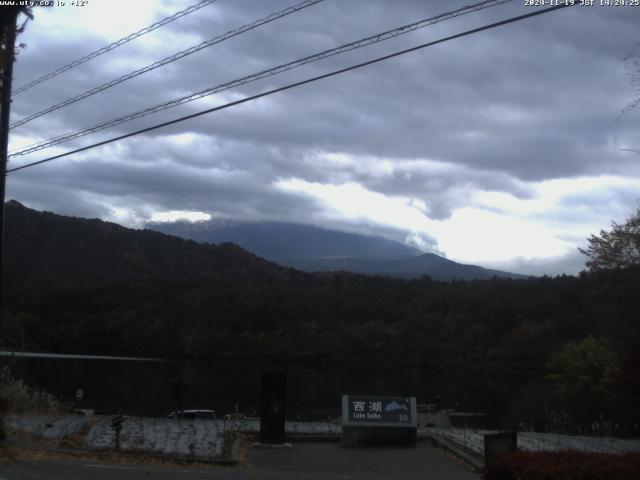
484, 450, 640, 480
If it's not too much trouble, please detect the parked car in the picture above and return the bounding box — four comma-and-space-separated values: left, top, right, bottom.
74, 408, 106, 416
222, 412, 259, 421
167, 409, 216, 420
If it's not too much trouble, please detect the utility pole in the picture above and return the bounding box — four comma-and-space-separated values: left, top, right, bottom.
0, 7, 23, 349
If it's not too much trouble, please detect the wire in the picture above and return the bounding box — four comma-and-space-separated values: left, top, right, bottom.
10, 0, 326, 129
6, 3, 575, 174
9, 0, 512, 157
12, 0, 220, 96
10, 0, 507, 153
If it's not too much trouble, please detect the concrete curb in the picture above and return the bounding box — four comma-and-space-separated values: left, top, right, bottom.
251, 442, 293, 449
422, 433, 484, 472
243, 432, 341, 444
286, 435, 340, 443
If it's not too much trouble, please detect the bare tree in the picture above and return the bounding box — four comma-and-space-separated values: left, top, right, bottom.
620, 43, 640, 119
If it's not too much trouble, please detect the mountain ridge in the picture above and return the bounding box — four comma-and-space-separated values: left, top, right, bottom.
149, 218, 525, 281
149, 219, 424, 260
3, 200, 304, 290
2, 200, 524, 286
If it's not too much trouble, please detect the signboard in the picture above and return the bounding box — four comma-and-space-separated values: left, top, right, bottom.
342, 395, 417, 427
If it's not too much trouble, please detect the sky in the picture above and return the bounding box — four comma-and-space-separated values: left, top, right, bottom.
5, 0, 640, 275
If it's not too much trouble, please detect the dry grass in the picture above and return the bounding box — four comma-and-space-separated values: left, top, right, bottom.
0, 444, 16, 463
0, 366, 62, 415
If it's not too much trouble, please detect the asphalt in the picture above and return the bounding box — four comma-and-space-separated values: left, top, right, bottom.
246, 442, 480, 479
1, 437, 480, 480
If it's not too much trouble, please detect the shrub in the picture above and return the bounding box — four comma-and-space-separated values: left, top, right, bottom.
0, 366, 61, 415
484, 450, 640, 480
546, 336, 619, 399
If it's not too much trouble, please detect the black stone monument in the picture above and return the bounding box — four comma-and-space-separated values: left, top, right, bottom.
484, 431, 518, 467
259, 371, 286, 445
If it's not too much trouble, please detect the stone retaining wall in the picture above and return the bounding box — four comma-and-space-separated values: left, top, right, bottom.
5, 415, 222, 460
422, 427, 640, 455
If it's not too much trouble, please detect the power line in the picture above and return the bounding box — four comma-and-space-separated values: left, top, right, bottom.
10, 0, 326, 129
10, 0, 512, 157
6, 3, 575, 174
10, 0, 508, 154
12, 0, 220, 96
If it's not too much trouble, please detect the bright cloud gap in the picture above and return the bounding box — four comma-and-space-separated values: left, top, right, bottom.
150, 210, 211, 223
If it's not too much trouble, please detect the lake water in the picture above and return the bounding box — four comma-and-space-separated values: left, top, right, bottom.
1, 352, 525, 421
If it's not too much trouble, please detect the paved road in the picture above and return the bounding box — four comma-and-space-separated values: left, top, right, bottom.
1, 443, 479, 480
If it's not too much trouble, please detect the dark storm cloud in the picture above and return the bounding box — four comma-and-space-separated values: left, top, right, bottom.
6, 0, 640, 274
7, 147, 323, 226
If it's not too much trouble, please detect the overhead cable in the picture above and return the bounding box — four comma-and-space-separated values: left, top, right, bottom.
12, 0, 220, 95
10, 0, 326, 129
10, 0, 512, 157
6, 3, 575, 174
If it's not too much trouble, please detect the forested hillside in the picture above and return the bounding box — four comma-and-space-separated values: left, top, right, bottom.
3, 201, 304, 289
2, 201, 638, 363
2, 201, 640, 431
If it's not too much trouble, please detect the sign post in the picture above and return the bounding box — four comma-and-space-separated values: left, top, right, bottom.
341, 395, 417, 447
111, 414, 124, 451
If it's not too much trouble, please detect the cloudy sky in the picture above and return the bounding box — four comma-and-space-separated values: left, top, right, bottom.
5, 0, 640, 275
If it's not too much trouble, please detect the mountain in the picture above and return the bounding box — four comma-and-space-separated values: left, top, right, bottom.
3, 201, 302, 290
149, 220, 423, 259
149, 219, 525, 281
2, 201, 523, 290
